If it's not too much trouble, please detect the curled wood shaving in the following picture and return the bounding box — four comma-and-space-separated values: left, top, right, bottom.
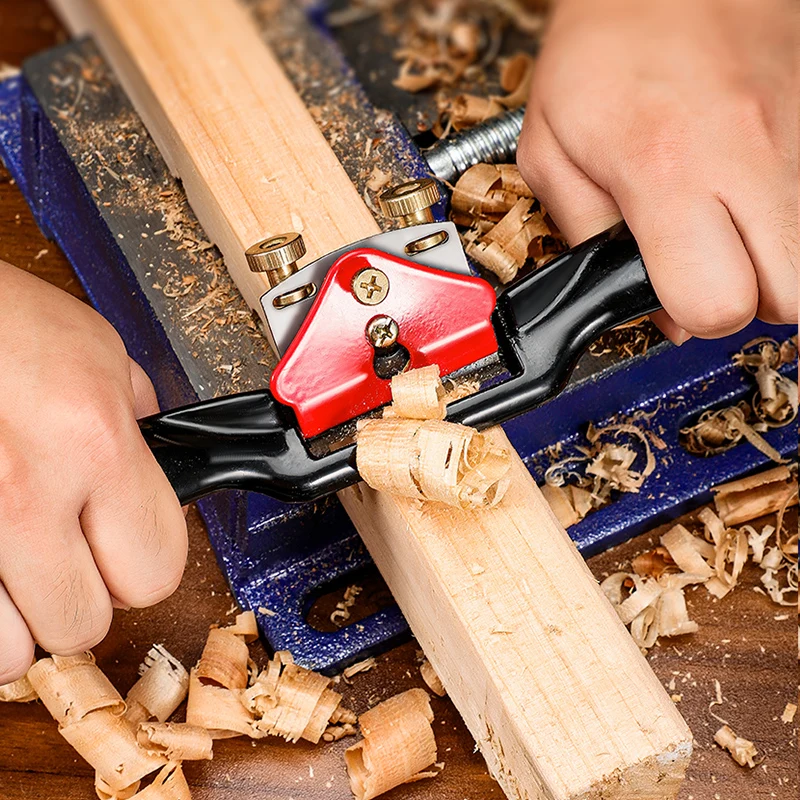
125, 762, 191, 800
0, 673, 37, 703
543, 421, 661, 527
196, 628, 250, 691
186, 668, 255, 740
446, 52, 535, 130
27, 653, 125, 726
343, 657, 377, 680
389, 365, 446, 420
604, 473, 797, 652
323, 722, 359, 742
357, 367, 511, 507
243, 651, 346, 744
137, 723, 214, 762
465, 198, 551, 283
357, 417, 510, 507
714, 725, 759, 768
419, 660, 447, 697
59, 706, 167, 792
126, 645, 189, 726
221, 610, 259, 642
345, 689, 437, 800
713, 466, 798, 527
331, 584, 364, 626
95, 773, 141, 800
682, 337, 797, 460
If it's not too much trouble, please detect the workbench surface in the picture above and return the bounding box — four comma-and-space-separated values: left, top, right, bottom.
0, 3, 796, 799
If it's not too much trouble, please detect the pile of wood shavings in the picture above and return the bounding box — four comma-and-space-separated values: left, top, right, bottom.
681, 336, 797, 460
1, 611, 440, 800
327, 0, 547, 99
356, 365, 512, 507
541, 420, 666, 529
450, 162, 567, 283
600, 466, 797, 655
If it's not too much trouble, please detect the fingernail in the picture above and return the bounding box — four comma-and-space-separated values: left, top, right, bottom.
670, 328, 692, 346
111, 596, 131, 611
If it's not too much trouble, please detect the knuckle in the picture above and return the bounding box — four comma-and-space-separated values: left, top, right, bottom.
0, 637, 34, 686
36, 565, 112, 655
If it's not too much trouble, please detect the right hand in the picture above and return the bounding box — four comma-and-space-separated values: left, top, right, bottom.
0, 260, 187, 683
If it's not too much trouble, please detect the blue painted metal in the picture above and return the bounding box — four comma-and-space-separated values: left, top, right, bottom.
1, 71, 795, 675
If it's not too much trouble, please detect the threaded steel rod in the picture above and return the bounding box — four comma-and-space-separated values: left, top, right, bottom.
424, 107, 526, 185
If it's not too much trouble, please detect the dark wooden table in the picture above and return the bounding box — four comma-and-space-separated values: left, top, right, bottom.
0, 3, 796, 798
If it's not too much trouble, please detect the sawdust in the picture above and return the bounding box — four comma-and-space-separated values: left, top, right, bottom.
39, 44, 273, 397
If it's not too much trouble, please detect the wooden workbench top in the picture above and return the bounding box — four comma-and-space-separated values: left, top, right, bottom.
0, 3, 796, 798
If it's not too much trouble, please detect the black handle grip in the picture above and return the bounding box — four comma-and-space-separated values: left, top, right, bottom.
139, 390, 358, 505
449, 221, 661, 429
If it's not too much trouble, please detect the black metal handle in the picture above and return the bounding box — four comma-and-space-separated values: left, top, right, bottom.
448, 221, 661, 429
139, 390, 357, 505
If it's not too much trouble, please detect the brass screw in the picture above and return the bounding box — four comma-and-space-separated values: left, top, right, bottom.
366, 315, 399, 349
245, 232, 306, 288
353, 267, 390, 305
379, 178, 441, 228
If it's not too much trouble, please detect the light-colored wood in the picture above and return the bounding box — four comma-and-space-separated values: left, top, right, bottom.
49, 0, 380, 322
340, 429, 692, 800
49, 1, 693, 797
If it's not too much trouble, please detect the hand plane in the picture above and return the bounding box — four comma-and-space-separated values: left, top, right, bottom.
139, 178, 662, 504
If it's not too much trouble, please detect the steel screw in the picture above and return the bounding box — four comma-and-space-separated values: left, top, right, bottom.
353, 267, 390, 305
366, 315, 400, 349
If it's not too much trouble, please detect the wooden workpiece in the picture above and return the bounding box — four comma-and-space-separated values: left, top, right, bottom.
43, 0, 693, 797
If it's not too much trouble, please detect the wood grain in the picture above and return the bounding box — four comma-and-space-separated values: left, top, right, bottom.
49, 0, 381, 333
0, 2, 796, 799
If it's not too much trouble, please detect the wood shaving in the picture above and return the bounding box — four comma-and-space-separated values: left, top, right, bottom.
126, 645, 189, 726
137, 723, 214, 762
196, 628, 250, 691
781, 702, 797, 724
123, 762, 191, 800
602, 471, 797, 652
331, 584, 364, 626
714, 725, 759, 768
343, 657, 377, 680
419, 659, 447, 697
681, 336, 797, 460
357, 367, 511, 507
0, 672, 37, 703
712, 466, 798, 527
542, 420, 661, 527
221, 610, 259, 642
187, 667, 256, 739
388, 365, 446, 419
242, 651, 348, 744
358, 417, 511, 507
27, 653, 125, 726
345, 689, 437, 800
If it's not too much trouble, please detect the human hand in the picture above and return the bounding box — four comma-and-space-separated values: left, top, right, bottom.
0, 261, 187, 683
517, 0, 797, 341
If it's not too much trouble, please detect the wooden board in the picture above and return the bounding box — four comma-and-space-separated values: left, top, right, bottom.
340, 430, 692, 799
44, 1, 693, 797
50, 0, 381, 325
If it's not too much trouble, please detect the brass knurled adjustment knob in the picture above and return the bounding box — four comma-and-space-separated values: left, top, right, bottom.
245, 232, 306, 288
379, 178, 441, 228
